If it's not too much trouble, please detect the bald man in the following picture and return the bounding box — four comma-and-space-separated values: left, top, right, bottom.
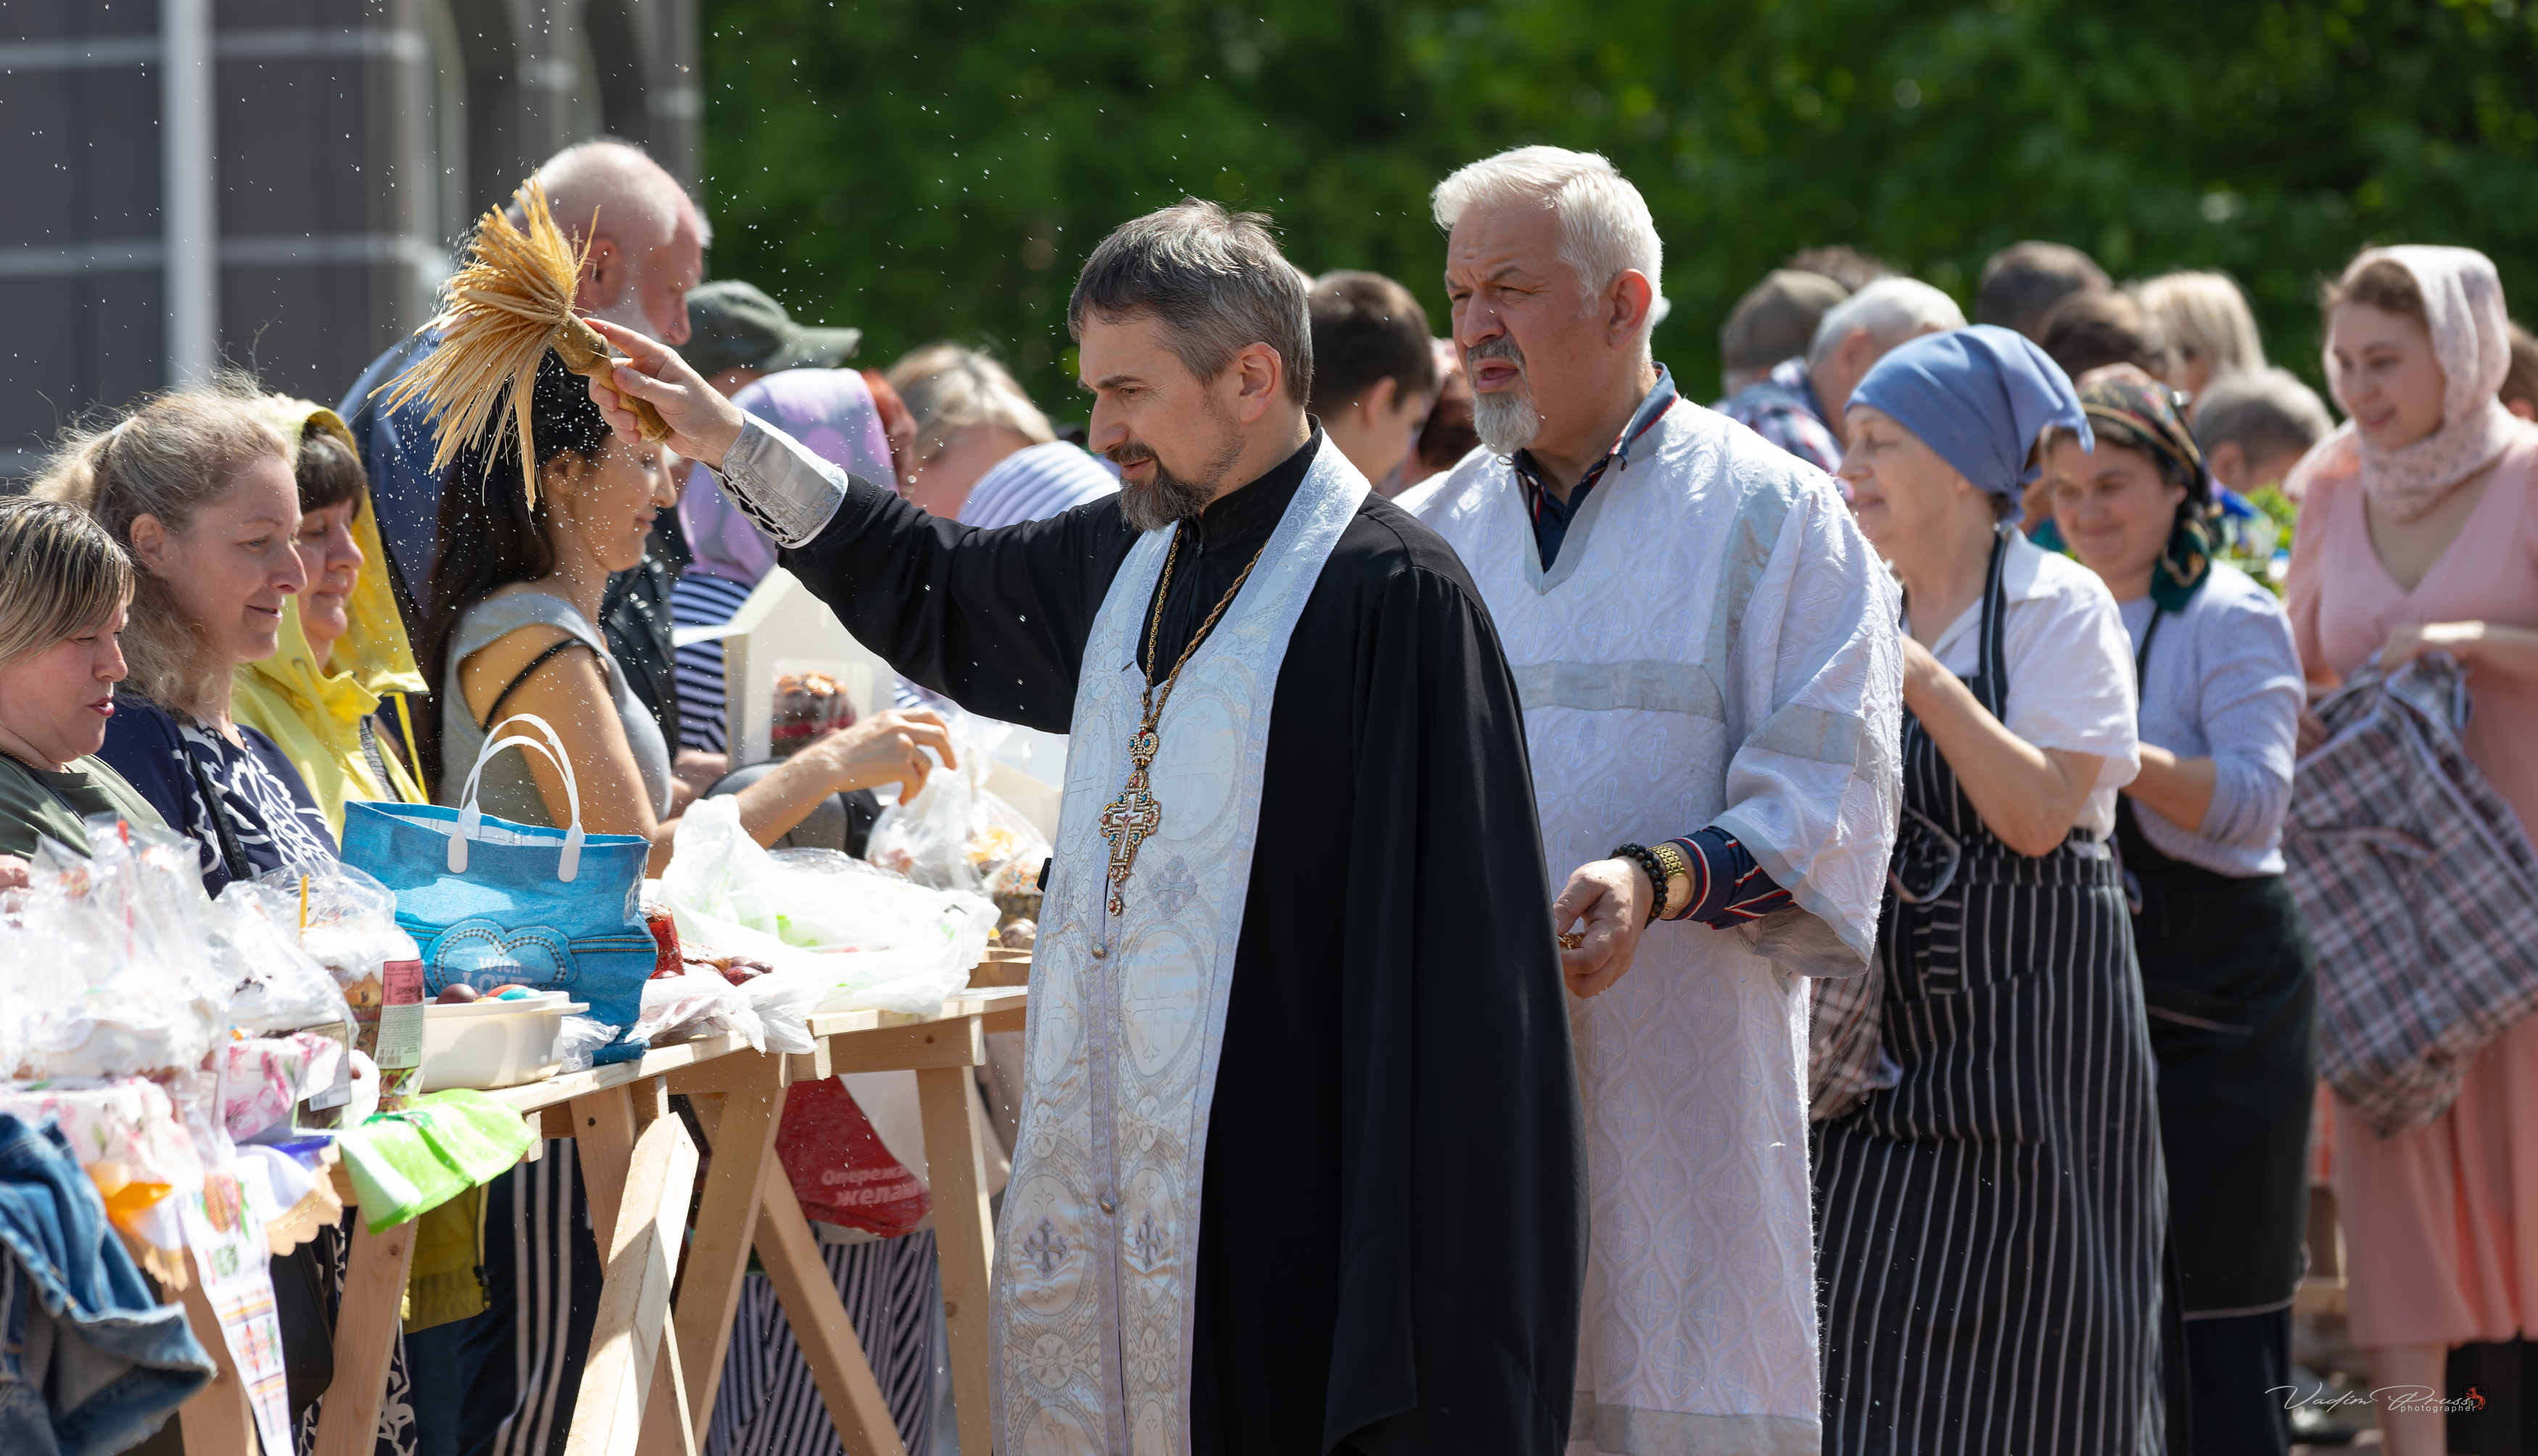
340, 138, 708, 587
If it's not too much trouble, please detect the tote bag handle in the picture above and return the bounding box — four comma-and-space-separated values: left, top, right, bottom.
449, 712, 586, 882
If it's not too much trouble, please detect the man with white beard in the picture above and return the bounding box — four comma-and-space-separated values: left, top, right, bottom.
1402, 146, 1903, 1456
340, 138, 708, 589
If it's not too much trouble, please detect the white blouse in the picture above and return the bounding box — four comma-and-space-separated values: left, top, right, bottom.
1906, 531, 2143, 842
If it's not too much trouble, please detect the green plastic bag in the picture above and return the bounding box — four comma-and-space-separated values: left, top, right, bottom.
338, 1090, 534, 1232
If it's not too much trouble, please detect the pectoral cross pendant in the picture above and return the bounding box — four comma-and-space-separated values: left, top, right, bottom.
1097, 726, 1164, 917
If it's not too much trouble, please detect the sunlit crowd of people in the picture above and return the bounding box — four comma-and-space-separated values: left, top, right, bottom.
0, 129, 2531, 1456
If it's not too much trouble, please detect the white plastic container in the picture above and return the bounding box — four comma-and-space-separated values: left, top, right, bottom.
416, 993, 587, 1092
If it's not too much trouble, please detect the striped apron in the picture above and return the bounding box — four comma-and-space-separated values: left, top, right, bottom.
1814, 532, 2167, 1455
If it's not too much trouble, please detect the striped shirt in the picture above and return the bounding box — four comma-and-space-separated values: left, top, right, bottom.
956, 441, 1120, 529
671, 574, 756, 753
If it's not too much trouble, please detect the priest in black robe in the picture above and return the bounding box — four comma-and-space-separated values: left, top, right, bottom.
588, 200, 1582, 1455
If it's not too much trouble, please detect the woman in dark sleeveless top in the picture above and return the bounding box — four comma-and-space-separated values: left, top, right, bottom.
1817, 328, 2167, 1455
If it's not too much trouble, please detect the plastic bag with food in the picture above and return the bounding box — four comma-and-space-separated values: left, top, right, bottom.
252, 860, 408, 999
629, 967, 766, 1050
770, 670, 858, 758
1, 819, 230, 1079
864, 711, 1051, 911
207, 885, 354, 1035
660, 798, 994, 1014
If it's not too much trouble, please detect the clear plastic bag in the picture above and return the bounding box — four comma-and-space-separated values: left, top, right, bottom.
630, 968, 766, 1051
243, 861, 416, 1073
248, 860, 408, 1001
552, 1017, 621, 1075
661, 798, 995, 1014
864, 712, 1051, 901
207, 887, 353, 1035
0, 818, 228, 1080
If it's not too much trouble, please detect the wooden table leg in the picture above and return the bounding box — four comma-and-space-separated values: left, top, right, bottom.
917, 1062, 996, 1456
633, 1325, 698, 1456
754, 1170, 906, 1456
313, 1217, 419, 1456
671, 1088, 784, 1431
175, 1253, 257, 1456
565, 1093, 700, 1455
573, 1083, 644, 1246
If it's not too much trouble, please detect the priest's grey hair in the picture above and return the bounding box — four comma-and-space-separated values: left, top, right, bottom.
1068, 199, 1314, 405
1431, 146, 1663, 349
1807, 278, 1967, 367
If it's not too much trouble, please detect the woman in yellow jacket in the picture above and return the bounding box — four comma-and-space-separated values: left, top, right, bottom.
232, 399, 429, 833
233, 400, 484, 1350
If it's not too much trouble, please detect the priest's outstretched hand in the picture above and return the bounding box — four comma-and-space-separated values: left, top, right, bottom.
1553, 856, 1653, 998
587, 316, 747, 470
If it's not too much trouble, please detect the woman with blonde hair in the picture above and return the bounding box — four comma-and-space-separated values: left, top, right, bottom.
2138, 270, 2268, 402
885, 343, 1053, 511
2284, 244, 2538, 1456
230, 398, 431, 835
0, 497, 165, 869
38, 384, 331, 895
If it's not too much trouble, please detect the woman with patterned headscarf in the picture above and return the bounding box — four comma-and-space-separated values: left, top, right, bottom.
2284, 246, 2538, 1456
2045, 376, 2315, 1456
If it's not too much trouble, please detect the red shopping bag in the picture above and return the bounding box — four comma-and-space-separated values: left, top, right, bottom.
775, 1077, 931, 1236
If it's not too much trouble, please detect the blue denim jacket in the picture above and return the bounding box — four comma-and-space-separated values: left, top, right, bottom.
0, 1114, 214, 1455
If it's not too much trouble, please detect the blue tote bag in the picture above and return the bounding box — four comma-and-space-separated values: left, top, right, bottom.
341, 713, 656, 1064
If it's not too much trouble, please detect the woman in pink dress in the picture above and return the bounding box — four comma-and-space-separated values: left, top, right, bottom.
2284, 244, 2538, 1456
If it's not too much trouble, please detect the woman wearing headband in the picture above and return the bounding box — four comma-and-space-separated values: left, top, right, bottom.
1815, 326, 2162, 1454
2047, 376, 2314, 1455
2284, 246, 2538, 1456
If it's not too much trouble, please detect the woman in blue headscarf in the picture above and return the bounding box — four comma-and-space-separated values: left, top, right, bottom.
1810, 326, 2167, 1455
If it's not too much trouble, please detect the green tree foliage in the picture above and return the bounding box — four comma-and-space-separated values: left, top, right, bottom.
702, 0, 2538, 412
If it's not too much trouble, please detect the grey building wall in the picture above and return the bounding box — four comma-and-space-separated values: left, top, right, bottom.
0, 0, 700, 479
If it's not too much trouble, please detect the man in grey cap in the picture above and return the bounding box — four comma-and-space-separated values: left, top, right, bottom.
681, 278, 864, 395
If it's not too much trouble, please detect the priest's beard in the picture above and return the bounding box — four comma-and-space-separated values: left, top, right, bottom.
1107, 410, 1245, 533
1468, 337, 1543, 455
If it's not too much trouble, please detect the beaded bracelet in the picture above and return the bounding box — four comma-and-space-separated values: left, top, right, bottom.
1611, 843, 1670, 925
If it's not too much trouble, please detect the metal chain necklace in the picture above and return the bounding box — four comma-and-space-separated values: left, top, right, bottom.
1095, 523, 1268, 918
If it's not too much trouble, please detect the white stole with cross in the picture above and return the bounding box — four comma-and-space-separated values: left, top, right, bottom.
989, 443, 1369, 1455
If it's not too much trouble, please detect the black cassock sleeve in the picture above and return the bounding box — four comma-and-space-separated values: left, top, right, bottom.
1190, 544, 1586, 1455
776, 471, 1137, 729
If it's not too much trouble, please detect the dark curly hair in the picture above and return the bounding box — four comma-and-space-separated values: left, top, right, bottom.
414, 349, 613, 793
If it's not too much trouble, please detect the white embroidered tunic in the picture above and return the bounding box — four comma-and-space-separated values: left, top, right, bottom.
1410, 400, 1903, 1456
